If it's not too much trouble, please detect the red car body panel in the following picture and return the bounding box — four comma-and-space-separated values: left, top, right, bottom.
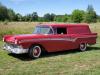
3, 24, 97, 53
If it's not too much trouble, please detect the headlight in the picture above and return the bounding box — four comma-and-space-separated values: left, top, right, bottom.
3, 37, 4, 42
15, 39, 18, 44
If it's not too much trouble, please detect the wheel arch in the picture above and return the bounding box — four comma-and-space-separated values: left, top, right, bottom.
29, 43, 47, 52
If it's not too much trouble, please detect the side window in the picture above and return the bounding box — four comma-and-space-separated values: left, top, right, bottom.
57, 28, 67, 34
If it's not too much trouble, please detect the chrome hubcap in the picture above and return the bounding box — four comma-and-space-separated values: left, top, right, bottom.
80, 43, 86, 51
80, 44, 85, 49
33, 46, 41, 57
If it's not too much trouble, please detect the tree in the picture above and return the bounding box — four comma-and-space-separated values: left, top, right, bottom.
50, 13, 55, 21
62, 14, 68, 22
32, 12, 38, 21
71, 9, 85, 23
38, 17, 44, 22
24, 14, 32, 21
54, 14, 68, 22
8, 8, 16, 21
54, 15, 62, 22
15, 13, 23, 21
85, 5, 97, 23
0, 3, 9, 21
43, 13, 51, 22
67, 15, 72, 22
97, 15, 100, 22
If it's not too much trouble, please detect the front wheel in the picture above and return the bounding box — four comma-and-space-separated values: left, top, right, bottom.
28, 45, 42, 59
79, 43, 87, 52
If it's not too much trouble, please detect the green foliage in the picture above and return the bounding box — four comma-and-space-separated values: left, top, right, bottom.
50, 13, 55, 21
8, 9, 16, 21
32, 12, 38, 21
54, 14, 68, 22
67, 15, 72, 22
15, 13, 23, 21
43, 13, 55, 22
84, 5, 97, 23
71, 9, 85, 23
23, 14, 32, 21
43, 13, 50, 22
0, 3, 99, 23
38, 17, 44, 22
54, 15, 63, 22
97, 15, 100, 22
62, 14, 68, 22
0, 3, 9, 21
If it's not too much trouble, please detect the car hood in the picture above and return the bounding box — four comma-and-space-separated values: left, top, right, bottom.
14, 34, 46, 39
4, 34, 47, 43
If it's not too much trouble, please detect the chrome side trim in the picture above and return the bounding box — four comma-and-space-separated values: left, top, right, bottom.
19, 35, 96, 43
19, 38, 77, 43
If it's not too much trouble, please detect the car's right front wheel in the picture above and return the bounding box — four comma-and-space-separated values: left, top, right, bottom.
79, 43, 87, 52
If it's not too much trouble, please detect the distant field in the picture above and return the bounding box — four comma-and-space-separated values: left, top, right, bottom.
0, 22, 36, 40
0, 22, 100, 75
0, 22, 57, 40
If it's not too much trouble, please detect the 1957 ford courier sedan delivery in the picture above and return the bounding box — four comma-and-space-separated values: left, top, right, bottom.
3, 24, 97, 59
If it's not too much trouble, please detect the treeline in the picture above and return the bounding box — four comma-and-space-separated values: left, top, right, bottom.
0, 3, 100, 23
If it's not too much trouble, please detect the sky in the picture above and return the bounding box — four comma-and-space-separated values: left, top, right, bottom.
0, 0, 100, 16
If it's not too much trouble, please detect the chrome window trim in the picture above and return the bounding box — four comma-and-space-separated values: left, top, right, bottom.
49, 25, 54, 35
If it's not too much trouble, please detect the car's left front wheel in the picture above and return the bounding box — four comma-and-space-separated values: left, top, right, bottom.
28, 45, 42, 59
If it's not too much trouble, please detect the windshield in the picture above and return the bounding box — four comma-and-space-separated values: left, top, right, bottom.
33, 25, 53, 34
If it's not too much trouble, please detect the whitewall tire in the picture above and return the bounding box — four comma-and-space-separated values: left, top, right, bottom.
79, 43, 87, 51
29, 45, 42, 59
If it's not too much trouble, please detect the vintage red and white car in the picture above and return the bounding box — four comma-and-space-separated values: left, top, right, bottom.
3, 24, 97, 58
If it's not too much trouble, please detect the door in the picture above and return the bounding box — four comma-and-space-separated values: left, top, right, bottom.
41, 27, 78, 52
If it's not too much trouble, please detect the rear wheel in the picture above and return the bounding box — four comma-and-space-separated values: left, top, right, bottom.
79, 43, 87, 51
28, 45, 42, 59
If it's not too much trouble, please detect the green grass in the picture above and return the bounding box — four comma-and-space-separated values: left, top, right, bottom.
0, 22, 100, 75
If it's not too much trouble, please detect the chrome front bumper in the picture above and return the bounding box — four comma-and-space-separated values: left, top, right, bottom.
3, 43, 28, 54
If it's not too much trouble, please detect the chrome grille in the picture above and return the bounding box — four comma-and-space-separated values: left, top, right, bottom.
5, 43, 18, 48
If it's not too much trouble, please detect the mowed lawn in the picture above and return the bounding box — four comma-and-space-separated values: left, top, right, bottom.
0, 22, 100, 75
